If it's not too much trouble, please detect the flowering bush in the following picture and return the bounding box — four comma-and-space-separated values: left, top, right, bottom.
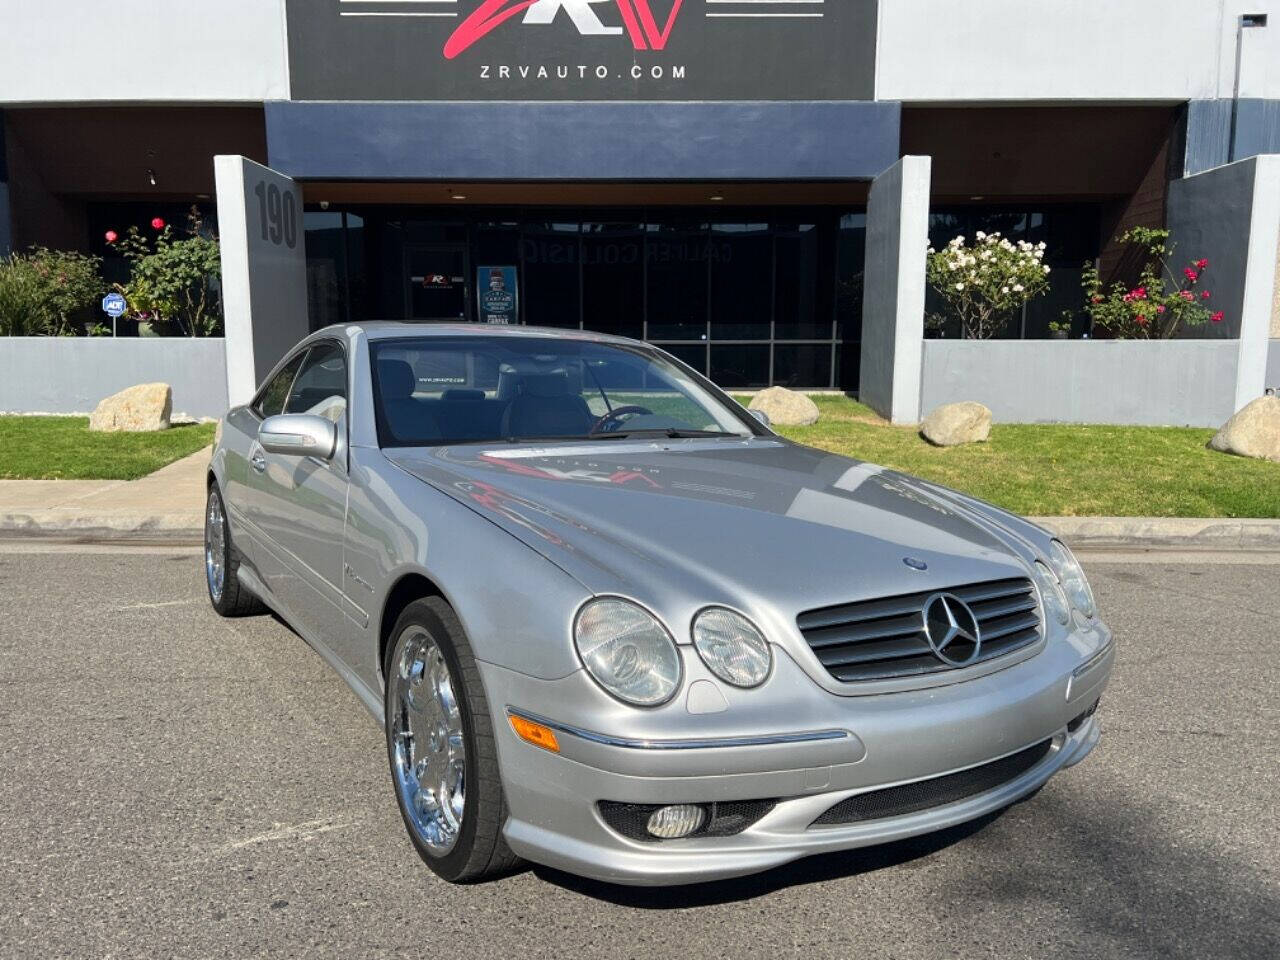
0, 248, 103, 336
107, 209, 223, 336
926, 232, 1051, 339
1081, 228, 1220, 339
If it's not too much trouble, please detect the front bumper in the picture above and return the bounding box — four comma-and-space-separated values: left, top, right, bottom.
480, 628, 1114, 886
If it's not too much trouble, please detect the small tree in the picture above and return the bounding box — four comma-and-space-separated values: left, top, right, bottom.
926, 232, 1051, 339
1082, 228, 1221, 339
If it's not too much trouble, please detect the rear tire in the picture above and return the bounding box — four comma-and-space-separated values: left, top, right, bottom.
384, 597, 521, 883
204, 482, 266, 617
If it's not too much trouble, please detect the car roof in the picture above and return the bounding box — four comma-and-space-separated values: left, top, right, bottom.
319, 321, 642, 347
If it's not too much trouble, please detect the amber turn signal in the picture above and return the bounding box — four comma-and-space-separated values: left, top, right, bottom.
509, 714, 560, 753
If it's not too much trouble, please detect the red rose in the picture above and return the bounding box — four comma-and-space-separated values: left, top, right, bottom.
1179, 290, 1194, 301
104, 230, 118, 244
1091, 294, 1103, 303
1156, 304, 1166, 314
1184, 267, 1198, 282
1210, 311, 1224, 324
151, 217, 166, 230
1136, 315, 1147, 325
1196, 258, 1208, 269
1135, 287, 1147, 299
1201, 290, 1211, 300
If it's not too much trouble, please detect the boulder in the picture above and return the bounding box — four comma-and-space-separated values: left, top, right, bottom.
921, 401, 992, 447
748, 387, 820, 427
89, 382, 172, 433
1208, 396, 1280, 463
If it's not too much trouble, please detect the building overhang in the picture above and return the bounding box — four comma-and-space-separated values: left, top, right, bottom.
264, 100, 900, 183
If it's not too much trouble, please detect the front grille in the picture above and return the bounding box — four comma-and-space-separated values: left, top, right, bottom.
812, 739, 1053, 826
598, 800, 776, 843
797, 577, 1041, 682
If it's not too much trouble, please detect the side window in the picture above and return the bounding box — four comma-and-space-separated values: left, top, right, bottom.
285, 343, 347, 422
255, 353, 306, 418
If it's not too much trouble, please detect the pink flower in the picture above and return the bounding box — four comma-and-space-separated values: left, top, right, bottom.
1179, 290, 1194, 301
1201, 290, 1211, 300
151, 217, 166, 230
1196, 258, 1208, 269
1136, 315, 1148, 326
104, 230, 118, 244
1210, 310, 1224, 324
1156, 304, 1166, 314
1090, 294, 1103, 304
1135, 287, 1147, 299
1184, 267, 1198, 283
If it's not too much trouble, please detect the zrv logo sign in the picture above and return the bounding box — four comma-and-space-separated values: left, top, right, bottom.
445, 1, 684, 58
285, 0, 876, 102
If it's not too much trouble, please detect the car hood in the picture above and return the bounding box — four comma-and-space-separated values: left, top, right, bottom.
387, 437, 1045, 620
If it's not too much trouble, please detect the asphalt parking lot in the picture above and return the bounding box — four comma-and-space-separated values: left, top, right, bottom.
1, 543, 1277, 959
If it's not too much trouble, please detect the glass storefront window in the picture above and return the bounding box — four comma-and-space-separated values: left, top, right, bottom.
773, 343, 832, 389
711, 343, 770, 389
710, 223, 771, 340
305, 207, 859, 389
521, 222, 580, 329
775, 223, 822, 340
582, 222, 644, 340
646, 221, 709, 341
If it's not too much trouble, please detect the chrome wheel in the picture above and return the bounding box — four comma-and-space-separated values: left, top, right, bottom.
205, 490, 226, 603
390, 628, 466, 856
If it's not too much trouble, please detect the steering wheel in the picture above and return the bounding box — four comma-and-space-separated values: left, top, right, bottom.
590, 405, 653, 434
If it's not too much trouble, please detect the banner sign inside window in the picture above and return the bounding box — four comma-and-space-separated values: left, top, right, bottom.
477, 266, 518, 324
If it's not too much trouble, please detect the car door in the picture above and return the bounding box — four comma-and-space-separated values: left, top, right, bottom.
243, 340, 351, 647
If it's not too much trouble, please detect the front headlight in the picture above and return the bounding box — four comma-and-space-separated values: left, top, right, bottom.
1032, 560, 1070, 626
574, 598, 681, 706
692, 608, 772, 688
1048, 539, 1096, 618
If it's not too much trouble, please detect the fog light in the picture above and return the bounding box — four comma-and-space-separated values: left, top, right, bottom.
646, 804, 707, 839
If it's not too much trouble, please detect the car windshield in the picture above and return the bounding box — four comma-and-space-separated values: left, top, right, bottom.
370, 336, 759, 447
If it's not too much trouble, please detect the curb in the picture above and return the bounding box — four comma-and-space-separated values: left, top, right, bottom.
1032, 516, 1280, 550
2, 512, 1279, 550
0, 512, 202, 544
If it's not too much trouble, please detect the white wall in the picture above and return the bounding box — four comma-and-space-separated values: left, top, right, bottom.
0, 1, 289, 104
878, 1, 1280, 102
919, 340, 1241, 427
0, 338, 229, 418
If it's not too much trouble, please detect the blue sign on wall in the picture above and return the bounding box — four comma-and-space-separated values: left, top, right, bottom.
477, 266, 518, 324
102, 292, 127, 318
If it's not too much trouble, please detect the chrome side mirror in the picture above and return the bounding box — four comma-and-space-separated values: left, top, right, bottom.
258, 414, 337, 460
749, 409, 772, 427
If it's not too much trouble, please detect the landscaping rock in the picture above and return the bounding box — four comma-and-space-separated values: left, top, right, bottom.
1208, 396, 1280, 463
748, 387, 820, 427
89, 382, 172, 433
921, 401, 992, 447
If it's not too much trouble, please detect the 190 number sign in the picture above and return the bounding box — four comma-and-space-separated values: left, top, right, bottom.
253, 180, 298, 250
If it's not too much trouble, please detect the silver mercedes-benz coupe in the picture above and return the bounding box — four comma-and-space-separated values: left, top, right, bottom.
205, 322, 1113, 886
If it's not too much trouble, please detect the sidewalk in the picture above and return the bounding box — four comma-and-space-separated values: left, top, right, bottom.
0, 447, 209, 541
1, 449, 1278, 548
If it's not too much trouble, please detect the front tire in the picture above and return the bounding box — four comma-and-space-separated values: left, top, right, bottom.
204, 482, 266, 617
384, 597, 520, 883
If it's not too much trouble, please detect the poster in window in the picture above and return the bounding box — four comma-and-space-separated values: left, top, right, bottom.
478, 266, 518, 324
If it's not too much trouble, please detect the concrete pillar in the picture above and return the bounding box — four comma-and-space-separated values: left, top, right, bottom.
215, 155, 309, 407
1168, 154, 1280, 412
859, 155, 931, 423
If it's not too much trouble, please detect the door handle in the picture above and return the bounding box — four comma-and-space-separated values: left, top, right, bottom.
251, 453, 266, 473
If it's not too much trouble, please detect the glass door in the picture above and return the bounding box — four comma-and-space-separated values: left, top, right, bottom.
405, 244, 470, 321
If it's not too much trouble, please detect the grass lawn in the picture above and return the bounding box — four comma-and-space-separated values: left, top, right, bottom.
0, 416, 216, 481
736, 395, 1280, 518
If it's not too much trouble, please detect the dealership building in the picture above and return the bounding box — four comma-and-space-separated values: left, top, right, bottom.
2, 1, 1279, 418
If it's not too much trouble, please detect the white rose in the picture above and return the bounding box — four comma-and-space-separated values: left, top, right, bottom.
1001, 286, 1010, 294
1043, 265, 1051, 274
1013, 283, 1024, 292
955, 283, 964, 291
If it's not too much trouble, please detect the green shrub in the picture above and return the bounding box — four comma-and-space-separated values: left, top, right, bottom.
0, 255, 55, 336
